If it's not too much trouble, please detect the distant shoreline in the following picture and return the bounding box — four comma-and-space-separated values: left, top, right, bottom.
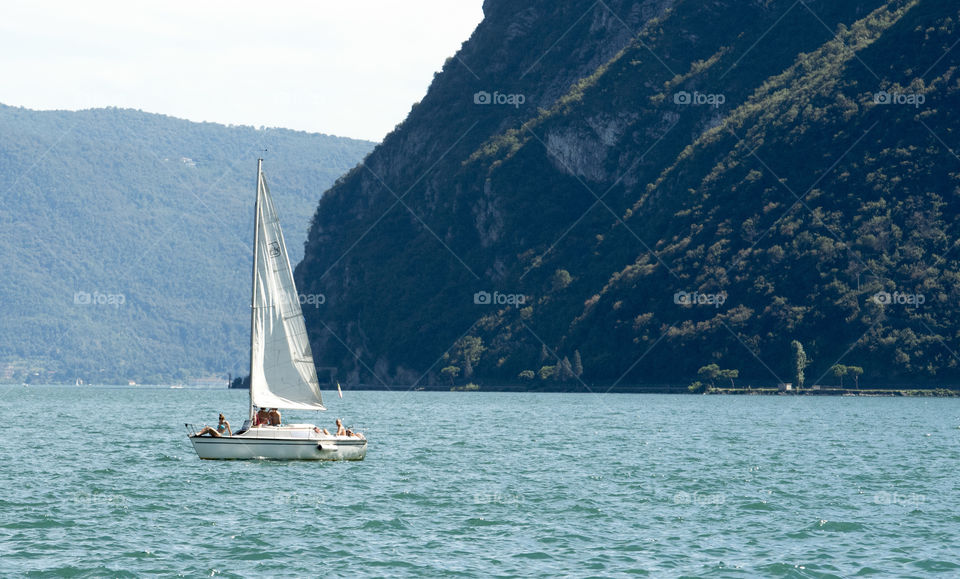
7, 382, 960, 397
330, 383, 960, 397
701, 387, 960, 397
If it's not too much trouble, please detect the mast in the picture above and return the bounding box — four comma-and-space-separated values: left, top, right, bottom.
248, 158, 263, 420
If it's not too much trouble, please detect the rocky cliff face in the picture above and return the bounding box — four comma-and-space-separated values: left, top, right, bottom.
298, 0, 670, 383
298, 0, 960, 388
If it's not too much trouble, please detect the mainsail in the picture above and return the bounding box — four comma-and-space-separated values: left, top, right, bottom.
249, 161, 325, 411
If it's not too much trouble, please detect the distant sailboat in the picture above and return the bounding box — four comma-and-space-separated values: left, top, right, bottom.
75, 377, 83, 386
186, 159, 367, 460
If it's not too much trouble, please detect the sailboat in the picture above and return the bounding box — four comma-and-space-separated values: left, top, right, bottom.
186, 159, 367, 460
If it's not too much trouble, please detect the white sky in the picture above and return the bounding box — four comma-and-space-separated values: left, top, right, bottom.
0, 1, 485, 142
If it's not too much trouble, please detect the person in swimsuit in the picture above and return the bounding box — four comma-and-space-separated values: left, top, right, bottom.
344, 428, 365, 440
196, 414, 232, 437
267, 408, 281, 426
335, 418, 346, 436
254, 407, 269, 426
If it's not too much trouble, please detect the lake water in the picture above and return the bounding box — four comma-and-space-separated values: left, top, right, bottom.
2, 386, 959, 577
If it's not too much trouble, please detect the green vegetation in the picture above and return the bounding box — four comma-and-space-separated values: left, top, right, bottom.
688, 381, 707, 394
689, 364, 739, 392
792, 341, 811, 391
830, 365, 848, 388
827, 365, 864, 388
297, 0, 960, 390
441, 366, 461, 385
848, 366, 864, 389
451, 383, 480, 392
0, 105, 373, 383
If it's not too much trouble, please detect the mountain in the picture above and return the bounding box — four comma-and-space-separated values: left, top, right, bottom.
0, 105, 373, 384
296, 0, 960, 390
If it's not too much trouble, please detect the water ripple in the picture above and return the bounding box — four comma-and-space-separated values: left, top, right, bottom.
2, 387, 960, 576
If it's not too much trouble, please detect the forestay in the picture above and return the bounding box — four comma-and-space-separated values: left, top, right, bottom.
249, 165, 325, 411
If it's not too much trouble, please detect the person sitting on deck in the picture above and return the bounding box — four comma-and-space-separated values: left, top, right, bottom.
335, 418, 346, 436
196, 414, 232, 437
267, 408, 281, 426
345, 428, 365, 440
254, 407, 269, 426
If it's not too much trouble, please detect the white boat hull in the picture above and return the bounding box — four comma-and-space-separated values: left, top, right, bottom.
187, 425, 367, 461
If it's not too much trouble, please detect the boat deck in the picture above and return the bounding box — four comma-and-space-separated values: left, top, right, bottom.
185, 423, 367, 460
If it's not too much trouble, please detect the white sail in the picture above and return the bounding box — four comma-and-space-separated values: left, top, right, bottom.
249, 164, 326, 411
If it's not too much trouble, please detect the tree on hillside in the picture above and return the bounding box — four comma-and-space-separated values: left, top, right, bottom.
719, 368, 739, 388
558, 356, 575, 382
697, 364, 739, 388
847, 366, 863, 389
441, 365, 460, 386
572, 350, 583, 378
831, 364, 848, 387
539, 365, 556, 380
791, 341, 811, 391
456, 336, 484, 370
697, 364, 721, 388
551, 269, 573, 292
440, 336, 484, 383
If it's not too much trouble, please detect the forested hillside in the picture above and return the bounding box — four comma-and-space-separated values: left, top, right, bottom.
0, 105, 373, 383
297, 0, 960, 389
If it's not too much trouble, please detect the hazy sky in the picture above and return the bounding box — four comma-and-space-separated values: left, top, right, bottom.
0, 1, 484, 142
